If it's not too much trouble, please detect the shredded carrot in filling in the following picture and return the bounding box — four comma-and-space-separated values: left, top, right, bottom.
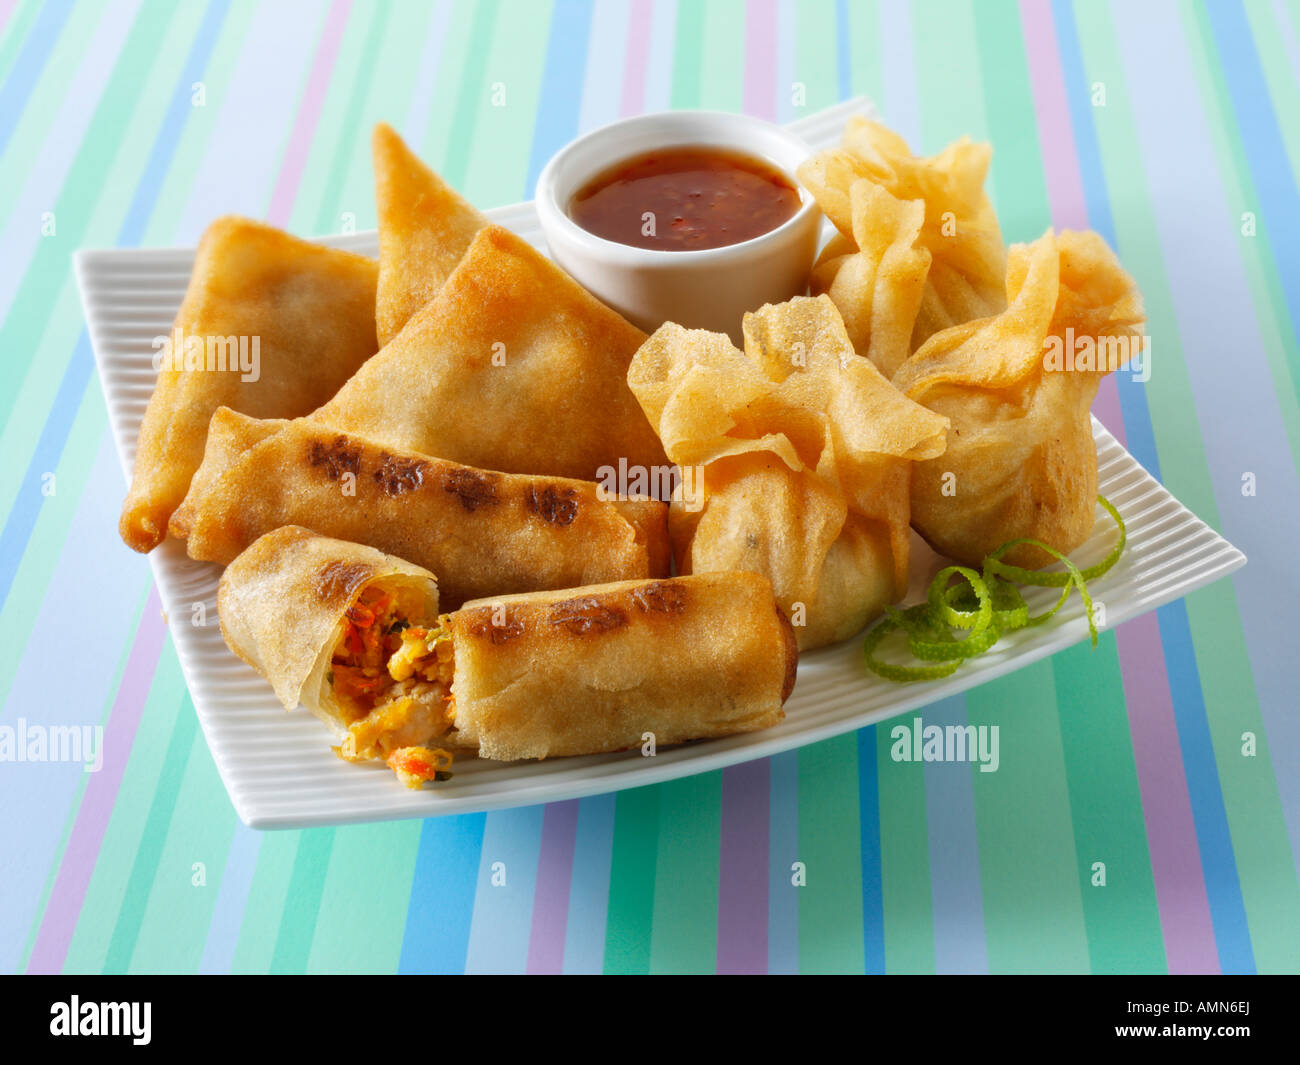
326, 585, 456, 783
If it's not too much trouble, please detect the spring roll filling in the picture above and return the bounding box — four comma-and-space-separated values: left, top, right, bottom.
325, 584, 457, 784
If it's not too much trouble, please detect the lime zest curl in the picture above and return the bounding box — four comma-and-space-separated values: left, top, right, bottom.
864, 495, 1126, 683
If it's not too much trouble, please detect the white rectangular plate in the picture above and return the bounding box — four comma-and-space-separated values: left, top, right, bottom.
78, 98, 1245, 829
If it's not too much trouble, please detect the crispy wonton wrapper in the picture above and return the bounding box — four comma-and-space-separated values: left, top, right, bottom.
893, 229, 1146, 569
449, 573, 797, 761
628, 295, 948, 650
174, 409, 669, 608
118, 217, 378, 553
372, 122, 488, 346
798, 118, 1007, 356
312, 224, 668, 482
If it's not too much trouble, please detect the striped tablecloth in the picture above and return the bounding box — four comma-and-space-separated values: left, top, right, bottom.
2, 0, 1297, 974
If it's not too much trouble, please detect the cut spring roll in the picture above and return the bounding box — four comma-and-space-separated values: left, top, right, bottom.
446, 572, 798, 762
175, 409, 670, 608
218, 527, 461, 785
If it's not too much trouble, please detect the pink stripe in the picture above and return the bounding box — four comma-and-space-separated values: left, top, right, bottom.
1118, 616, 1220, 973
744, 0, 778, 120
1019, 0, 1212, 969
1019, 0, 1125, 445
26, 594, 168, 973
0, 0, 18, 37
716, 758, 770, 973
265, 0, 352, 228
525, 800, 579, 973
619, 0, 653, 117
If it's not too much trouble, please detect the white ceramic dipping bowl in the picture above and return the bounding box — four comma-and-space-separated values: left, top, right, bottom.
536, 111, 822, 345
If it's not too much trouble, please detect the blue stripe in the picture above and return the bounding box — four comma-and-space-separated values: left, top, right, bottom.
0, 0, 71, 158
562, 792, 615, 974
855, 727, 885, 974
199, 822, 263, 974
524, 0, 594, 198
835, 0, 851, 102
1158, 600, 1255, 973
0, 0, 229, 614
767, 750, 798, 973
463, 805, 545, 973
920, 697, 988, 974
1206, 0, 1300, 397
399, 813, 485, 974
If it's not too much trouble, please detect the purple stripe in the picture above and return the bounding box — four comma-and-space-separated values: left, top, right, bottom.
619, 0, 652, 117
0, 0, 17, 37
744, 0, 777, 120
1019, 0, 1125, 445
525, 800, 580, 974
1117, 615, 1219, 973
265, 0, 351, 227
26, 593, 167, 973
716, 758, 769, 973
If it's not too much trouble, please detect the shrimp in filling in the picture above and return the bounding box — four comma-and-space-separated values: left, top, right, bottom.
326, 583, 456, 785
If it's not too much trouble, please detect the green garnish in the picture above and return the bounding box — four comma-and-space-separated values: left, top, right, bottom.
864, 495, 1126, 682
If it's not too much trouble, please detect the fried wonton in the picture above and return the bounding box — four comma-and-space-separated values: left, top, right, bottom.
798, 118, 1007, 355
628, 294, 948, 650
372, 122, 488, 346
118, 216, 379, 553
808, 181, 931, 378
312, 223, 668, 482
893, 229, 1146, 569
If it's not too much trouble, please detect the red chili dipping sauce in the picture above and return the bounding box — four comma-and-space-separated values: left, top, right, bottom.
568, 147, 802, 252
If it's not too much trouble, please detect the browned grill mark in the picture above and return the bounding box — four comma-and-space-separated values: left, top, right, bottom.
463, 607, 525, 644
549, 597, 627, 635
442, 467, 500, 511
526, 485, 579, 526
314, 561, 375, 605
375, 453, 428, 496
308, 435, 362, 481
630, 581, 687, 614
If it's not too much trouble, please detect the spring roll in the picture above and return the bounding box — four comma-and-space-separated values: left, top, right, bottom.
177, 409, 669, 608
447, 573, 798, 761
218, 527, 461, 783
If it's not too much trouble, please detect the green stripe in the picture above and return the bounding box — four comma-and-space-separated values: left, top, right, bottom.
700, 0, 743, 112
1054, 638, 1166, 972
0, 1, 178, 437
124, 725, 238, 974
441, 0, 500, 192
794, 0, 840, 114
463, 0, 552, 205
230, 830, 301, 974
669, 0, 704, 110
648, 772, 722, 974
1242, 2, 1300, 183
969, 667, 1090, 972
876, 723, 935, 974
797, 734, 865, 973
268, 828, 336, 973
327, 0, 437, 235
102, 694, 198, 973
602, 785, 659, 974
305, 822, 423, 973
419, 0, 479, 167
1076, 0, 1300, 974
845, 0, 883, 107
